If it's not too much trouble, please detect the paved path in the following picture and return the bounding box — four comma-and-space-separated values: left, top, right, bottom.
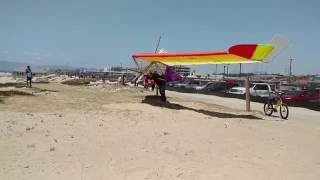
167, 91, 320, 122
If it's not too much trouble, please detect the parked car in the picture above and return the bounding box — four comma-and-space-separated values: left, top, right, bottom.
195, 82, 226, 91
226, 83, 272, 97
224, 79, 239, 89
281, 90, 320, 102
174, 80, 208, 89
226, 86, 246, 95
250, 83, 273, 97
167, 81, 180, 87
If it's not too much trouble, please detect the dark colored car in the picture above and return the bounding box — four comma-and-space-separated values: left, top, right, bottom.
224, 79, 239, 89
196, 82, 227, 91
281, 90, 320, 102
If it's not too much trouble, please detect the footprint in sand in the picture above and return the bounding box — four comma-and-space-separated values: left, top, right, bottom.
27, 144, 36, 148
26, 126, 35, 131
26, 113, 34, 116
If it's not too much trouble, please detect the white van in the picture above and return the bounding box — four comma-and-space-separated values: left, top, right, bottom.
227, 83, 272, 97
250, 83, 273, 97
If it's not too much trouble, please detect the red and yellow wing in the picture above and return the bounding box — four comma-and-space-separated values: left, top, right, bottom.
132, 44, 273, 66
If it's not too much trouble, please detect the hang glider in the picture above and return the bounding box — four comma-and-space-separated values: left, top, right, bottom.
131, 35, 288, 85
133, 44, 274, 66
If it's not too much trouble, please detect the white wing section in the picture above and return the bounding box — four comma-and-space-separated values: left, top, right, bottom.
265, 35, 289, 62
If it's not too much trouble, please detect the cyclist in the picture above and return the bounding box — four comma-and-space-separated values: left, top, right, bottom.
268, 91, 280, 112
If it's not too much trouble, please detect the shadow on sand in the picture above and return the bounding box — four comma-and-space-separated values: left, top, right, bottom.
142, 95, 262, 120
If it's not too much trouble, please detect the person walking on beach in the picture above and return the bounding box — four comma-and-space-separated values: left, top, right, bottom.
151, 71, 166, 102
25, 65, 32, 87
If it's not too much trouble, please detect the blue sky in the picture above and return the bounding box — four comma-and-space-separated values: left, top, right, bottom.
0, 0, 319, 74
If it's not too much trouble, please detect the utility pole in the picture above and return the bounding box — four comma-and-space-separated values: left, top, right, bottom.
289, 58, 294, 85
226, 64, 229, 77
215, 64, 218, 74
223, 65, 226, 75
239, 63, 242, 76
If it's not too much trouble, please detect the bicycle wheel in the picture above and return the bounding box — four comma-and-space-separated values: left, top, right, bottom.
264, 102, 273, 116
280, 104, 289, 119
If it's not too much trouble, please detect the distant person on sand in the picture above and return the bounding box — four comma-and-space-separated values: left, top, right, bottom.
151, 71, 166, 102
25, 65, 32, 87
121, 74, 125, 85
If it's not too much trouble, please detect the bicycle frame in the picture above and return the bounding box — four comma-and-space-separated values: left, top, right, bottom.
273, 98, 283, 109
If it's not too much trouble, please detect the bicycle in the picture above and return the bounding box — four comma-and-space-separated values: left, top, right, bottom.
263, 92, 289, 119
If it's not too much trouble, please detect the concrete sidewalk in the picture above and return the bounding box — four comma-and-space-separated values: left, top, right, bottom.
167, 90, 320, 122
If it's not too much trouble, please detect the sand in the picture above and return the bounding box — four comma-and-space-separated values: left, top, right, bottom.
0, 80, 320, 180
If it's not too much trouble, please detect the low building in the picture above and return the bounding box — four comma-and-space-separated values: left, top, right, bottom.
172, 66, 191, 77
309, 75, 320, 90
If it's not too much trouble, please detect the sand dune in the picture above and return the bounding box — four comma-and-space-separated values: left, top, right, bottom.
1, 80, 320, 180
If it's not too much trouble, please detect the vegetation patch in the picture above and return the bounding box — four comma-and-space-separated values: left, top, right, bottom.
33, 81, 50, 84
0, 90, 34, 96
0, 82, 25, 88
39, 88, 58, 92
61, 79, 90, 86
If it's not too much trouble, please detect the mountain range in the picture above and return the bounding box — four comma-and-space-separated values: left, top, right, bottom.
0, 60, 80, 72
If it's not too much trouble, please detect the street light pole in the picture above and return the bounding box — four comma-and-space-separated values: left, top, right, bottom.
226, 64, 229, 77
289, 58, 294, 85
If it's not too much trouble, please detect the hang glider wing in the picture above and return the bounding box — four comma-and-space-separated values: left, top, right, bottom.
132, 44, 274, 66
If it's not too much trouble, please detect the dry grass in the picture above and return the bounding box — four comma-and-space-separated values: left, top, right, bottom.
61, 79, 90, 86
0, 90, 34, 96
38, 88, 58, 92
0, 82, 25, 88
33, 81, 50, 84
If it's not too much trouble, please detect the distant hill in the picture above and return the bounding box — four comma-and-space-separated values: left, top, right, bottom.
0, 61, 28, 72
0, 61, 81, 73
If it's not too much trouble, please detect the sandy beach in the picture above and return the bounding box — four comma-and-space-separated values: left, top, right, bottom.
1, 78, 320, 180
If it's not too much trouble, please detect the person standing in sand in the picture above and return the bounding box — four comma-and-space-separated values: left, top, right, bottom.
25, 65, 33, 87
151, 71, 166, 102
